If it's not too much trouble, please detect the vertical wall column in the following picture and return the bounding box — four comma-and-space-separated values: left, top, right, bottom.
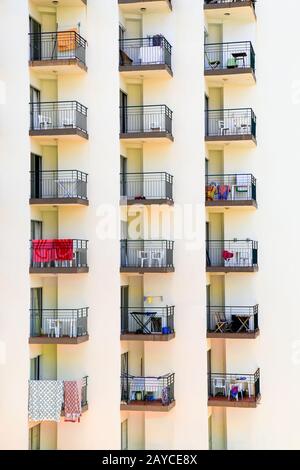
56, 0, 121, 450
143, 0, 207, 450
0, 0, 30, 450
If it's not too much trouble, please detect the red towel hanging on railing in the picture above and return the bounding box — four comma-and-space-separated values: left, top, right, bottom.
52, 239, 73, 261
32, 239, 73, 262
223, 250, 234, 261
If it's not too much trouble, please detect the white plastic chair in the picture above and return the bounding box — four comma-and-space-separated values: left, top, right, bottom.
213, 378, 227, 397
228, 383, 244, 401
218, 120, 229, 136
151, 250, 163, 267
138, 250, 149, 268
47, 319, 60, 338
38, 114, 52, 129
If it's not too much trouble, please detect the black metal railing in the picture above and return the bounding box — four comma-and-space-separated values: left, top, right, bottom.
206, 174, 256, 203
30, 239, 88, 269
121, 240, 174, 269
120, 172, 173, 202
206, 240, 258, 268
30, 170, 88, 200
30, 101, 88, 134
30, 308, 88, 338
208, 369, 260, 402
120, 105, 173, 135
205, 108, 256, 139
121, 373, 175, 405
119, 36, 172, 68
204, 0, 256, 8
29, 31, 87, 65
121, 306, 175, 335
207, 305, 259, 334
205, 41, 255, 72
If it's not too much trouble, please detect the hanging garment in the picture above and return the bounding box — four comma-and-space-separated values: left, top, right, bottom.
64, 380, 82, 423
206, 184, 217, 201
223, 250, 234, 262
57, 29, 77, 53
32, 240, 53, 263
32, 239, 73, 263
161, 386, 170, 405
218, 185, 231, 200
52, 239, 73, 261
28, 380, 64, 422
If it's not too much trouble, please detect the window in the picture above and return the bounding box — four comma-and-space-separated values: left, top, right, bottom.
30, 356, 40, 380
30, 288, 43, 337
29, 424, 41, 450
121, 420, 128, 450
31, 220, 43, 240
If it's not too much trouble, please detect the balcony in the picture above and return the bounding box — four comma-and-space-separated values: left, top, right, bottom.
119, 36, 172, 78
120, 172, 173, 206
121, 306, 175, 341
207, 305, 259, 339
121, 373, 175, 412
29, 308, 89, 344
205, 108, 257, 147
29, 31, 87, 73
118, 1, 172, 13
120, 240, 175, 273
120, 105, 173, 142
206, 174, 257, 209
28, 376, 88, 422
30, 170, 88, 206
206, 240, 258, 273
208, 369, 261, 408
30, 239, 89, 274
204, 1, 256, 22
29, 101, 88, 140
205, 42, 255, 85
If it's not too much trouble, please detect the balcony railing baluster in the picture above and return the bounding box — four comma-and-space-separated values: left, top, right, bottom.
207, 305, 259, 335
30, 308, 89, 338
121, 373, 175, 406
204, 0, 256, 8
30, 101, 88, 135
120, 240, 174, 269
30, 170, 88, 200
120, 36, 172, 68
120, 105, 173, 136
29, 31, 87, 65
208, 370, 260, 404
121, 306, 175, 335
30, 239, 88, 269
205, 108, 256, 139
206, 174, 256, 203
206, 240, 258, 269
120, 172, 173, 202
205, 41, 255, 72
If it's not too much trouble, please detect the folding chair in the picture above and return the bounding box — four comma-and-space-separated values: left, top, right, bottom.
215, 312, 232, 333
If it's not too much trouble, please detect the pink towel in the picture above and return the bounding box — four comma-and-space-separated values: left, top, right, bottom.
64, 380, 82, 423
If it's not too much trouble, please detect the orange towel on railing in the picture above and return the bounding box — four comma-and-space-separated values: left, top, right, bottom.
32, 239, 73, 263
64, 380, 82, 423
57, 29, 77, 52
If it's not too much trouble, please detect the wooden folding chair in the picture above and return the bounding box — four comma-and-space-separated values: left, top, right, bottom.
215, 312, 232, 333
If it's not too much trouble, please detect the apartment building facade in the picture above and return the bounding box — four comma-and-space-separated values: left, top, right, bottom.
0, 0, 300, 451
